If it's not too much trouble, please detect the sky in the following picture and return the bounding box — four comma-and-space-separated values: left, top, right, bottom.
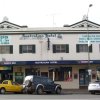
0, 0, 100, 27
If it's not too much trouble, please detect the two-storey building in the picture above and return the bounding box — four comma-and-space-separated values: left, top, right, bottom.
0, 17, 100, 89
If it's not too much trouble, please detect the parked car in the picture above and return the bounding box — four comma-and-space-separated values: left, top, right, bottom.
0, 80, 23, 94
23, 75, 62, 94
88, 80, 100, 94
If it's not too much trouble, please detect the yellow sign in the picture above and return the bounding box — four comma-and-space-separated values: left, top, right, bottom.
0, 66, 11, 70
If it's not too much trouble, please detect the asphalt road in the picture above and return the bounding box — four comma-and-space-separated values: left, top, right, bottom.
0, 94, 100, 100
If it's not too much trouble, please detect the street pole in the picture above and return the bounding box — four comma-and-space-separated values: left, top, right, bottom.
87, 4, 93, 83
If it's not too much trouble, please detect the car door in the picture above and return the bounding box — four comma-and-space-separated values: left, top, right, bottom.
2, 80, 13, 91
11, 82, 22, 92
43, 78, 55, 91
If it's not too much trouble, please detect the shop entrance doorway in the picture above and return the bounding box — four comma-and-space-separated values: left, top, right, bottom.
79, 69, 89, 86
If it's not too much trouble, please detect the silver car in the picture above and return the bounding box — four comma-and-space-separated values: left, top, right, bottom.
88, 81, 100, 94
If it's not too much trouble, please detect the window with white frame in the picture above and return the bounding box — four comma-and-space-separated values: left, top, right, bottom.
53, 44, 69, 53
76, 44, 92, 53
19, 45, 36, 53
0, 45, 13, 54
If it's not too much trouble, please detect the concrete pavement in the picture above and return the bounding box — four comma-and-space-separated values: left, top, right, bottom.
62, 89, 89, 94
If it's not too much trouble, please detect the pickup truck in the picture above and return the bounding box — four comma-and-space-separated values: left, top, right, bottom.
0, 80, 23, 94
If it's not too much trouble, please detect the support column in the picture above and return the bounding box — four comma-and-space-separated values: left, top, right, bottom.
88, 69, 92, 83
53, 70, 55, 81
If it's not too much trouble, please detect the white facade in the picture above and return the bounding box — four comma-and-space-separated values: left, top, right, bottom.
0, 19, 100, 89
0, 33, 100, 61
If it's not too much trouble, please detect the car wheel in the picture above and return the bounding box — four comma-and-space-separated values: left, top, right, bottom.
0, 88, 6, 94
37, 87, 43, 95
56, 87, 61, 94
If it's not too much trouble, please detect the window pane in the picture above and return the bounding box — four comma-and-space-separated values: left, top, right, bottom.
78, 44, 88, 52
2, 81, 8, 84
20, 45, 35, 53
56, 45, 60, 52
3, 46, 10, 53
0, 45, 12, 54
53, 44, 68, 53
61, 45, 66, 52
22, 45, 27, 53
28, 45, 32, 53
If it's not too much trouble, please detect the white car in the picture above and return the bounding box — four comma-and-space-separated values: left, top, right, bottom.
88, 81, 100, 94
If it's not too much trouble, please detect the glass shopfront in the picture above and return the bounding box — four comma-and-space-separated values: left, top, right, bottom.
25, 68, 40, 76
97, 67, 100, 80
0, 66, 13, 83
49, 67, 72, 81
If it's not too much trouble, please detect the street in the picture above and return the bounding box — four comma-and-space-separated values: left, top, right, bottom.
0, 94, 100, 100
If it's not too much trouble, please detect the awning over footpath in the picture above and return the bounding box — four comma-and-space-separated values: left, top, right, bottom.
0, 60, 100, 66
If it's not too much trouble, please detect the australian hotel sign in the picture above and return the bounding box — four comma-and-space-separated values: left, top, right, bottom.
20, 33, 62, 40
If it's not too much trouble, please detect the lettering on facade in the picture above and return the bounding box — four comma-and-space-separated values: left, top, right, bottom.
3, 61, 16, 65
20, 34, 62, 40
35, 61, 57, 64
0, 35, 10, 44
78, 60, 93, 64
78, 34, 100, 43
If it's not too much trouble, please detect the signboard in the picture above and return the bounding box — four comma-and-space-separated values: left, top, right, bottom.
0, 66, 11, 70
1, 60, 100, 65
78, 34, 100, 43
20, 34, 62, 40
0, 35, 11, 44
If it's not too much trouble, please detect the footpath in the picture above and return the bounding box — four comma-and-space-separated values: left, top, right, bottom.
62, 89, 89, 94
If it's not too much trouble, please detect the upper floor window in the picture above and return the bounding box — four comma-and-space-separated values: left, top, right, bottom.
76, 44, 92, 53
19, 45, 36, 53
0, 45, 13, 54
53, 44, 69, 53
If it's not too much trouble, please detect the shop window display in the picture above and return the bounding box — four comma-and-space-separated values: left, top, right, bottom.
97, 70, 100, 80
49, 67, 72, 81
